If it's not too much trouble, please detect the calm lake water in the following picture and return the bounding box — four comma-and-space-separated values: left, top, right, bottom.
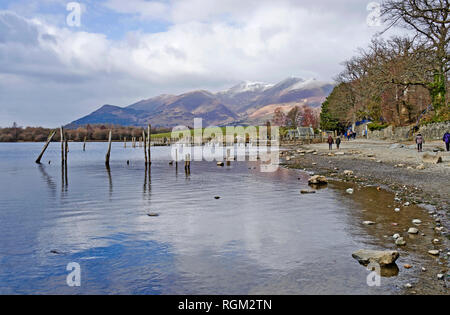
0, 143, 442, 294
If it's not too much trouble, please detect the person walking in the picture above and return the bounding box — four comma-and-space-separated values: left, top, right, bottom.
415, 133, 424, 152
443, 131, 450, 152
327, 135, 334, 150
336, 136, 341, 150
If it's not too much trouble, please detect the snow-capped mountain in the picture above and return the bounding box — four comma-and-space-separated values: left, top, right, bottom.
67, 77, 333, 128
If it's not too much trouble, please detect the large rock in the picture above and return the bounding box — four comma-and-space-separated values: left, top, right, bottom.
352, 250, 399, 266
308, 175, 328, 185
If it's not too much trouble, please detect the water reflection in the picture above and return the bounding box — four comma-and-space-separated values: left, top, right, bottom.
0, 143, 443, 294
38, 164, 56, 197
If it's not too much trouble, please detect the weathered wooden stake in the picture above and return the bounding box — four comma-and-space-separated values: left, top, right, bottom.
60, 126, 65, 166
65, 139, 68, 164
147, 124, 151, 164
184, 153, 191, 171
83, 136, 87, 151
105, 130, 112, 166
226, 148, 231, 166
36, 130, 56, 164
124, 137, 127, 148
143, 130, 148, 165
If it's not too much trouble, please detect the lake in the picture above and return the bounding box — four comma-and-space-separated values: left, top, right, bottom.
0, 142, 442, 294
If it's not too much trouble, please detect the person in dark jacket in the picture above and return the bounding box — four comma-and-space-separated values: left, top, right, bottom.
327, 135, 334, 150
443, 132, 450, 152
336, 136, 341, 149
415, 133, 424, 152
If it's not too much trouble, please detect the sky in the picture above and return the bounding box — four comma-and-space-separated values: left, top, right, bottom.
0, 0, 399, 127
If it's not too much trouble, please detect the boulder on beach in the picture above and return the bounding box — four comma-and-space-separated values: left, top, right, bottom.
308, 175, 328, 185
352, 250, 399, 266
300, 189, 316, 194
217, 162, 225, 166
343, 170, 354, 176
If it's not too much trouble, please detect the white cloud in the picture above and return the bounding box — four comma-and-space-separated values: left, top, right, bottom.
0, 1, 394, 126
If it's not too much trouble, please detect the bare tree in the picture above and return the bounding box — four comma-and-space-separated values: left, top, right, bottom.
381, 0, 449, 109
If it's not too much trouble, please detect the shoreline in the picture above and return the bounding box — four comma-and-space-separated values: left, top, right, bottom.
281, 139, 449, 294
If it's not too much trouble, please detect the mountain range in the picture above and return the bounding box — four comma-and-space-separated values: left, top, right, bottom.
67, 77, 333, 128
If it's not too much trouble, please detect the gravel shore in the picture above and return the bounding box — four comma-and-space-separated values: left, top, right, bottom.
281, 139, 449, 294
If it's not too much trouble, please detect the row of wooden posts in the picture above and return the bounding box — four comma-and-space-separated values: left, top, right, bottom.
35, 125, 154, 168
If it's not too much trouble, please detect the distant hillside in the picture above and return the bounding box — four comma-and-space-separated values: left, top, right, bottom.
67, 77, 333, 128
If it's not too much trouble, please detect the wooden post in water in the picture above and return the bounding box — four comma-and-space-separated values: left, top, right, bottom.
64, 138, 68, 186
226, 148, 231, 166
105, 130, 112, 167
124, 137, 127, 148
143, 130, 148, 165
35, 130, 56, 164
60, 126, 65, 166
83, 136, 87, 152
184, 153, 191, 172
147, 124, 151, 165
65, 139, 68, 164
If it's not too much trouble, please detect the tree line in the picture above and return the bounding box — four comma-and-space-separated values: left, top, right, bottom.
320, 0, 449, 131
0, 123, 172, 142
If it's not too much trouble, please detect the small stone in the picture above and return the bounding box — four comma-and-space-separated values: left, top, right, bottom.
343, 170, 354, 176
416, 164, 425, 170
428, 250, 439, 256
404, 283, 413, 289
412, 219, 422, 225
432, 239, 440, 244
394, 208, 401, 212
393, 233, 400, 240
403, 202, 410, 206
300, 190, 316, 194
404, 264, 412, 269
214, 196, 221, 199
408, 228, 419, 234
363, 221, 375, 225
437, 274, 444, 280
308, 175, 328, 185
395, 237, 406, 246
421, 267, 427, 272
147, 213, 159, 217
346, 188, 354, 194
217, 162, 224, 166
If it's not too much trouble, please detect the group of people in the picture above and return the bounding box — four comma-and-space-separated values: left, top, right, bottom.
345, 130, 357, 141
327, 135, 341, 150
326, 131, 450, 152
415, 131, 450, 152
